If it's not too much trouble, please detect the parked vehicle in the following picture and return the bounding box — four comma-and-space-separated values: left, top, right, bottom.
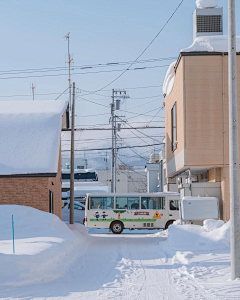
62, 201, 85, 224
85, 192, 180, 234
62, 169, 98, 182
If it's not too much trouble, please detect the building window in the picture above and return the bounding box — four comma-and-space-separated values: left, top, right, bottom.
49, 190, 54, 213
171, 103, 177, 152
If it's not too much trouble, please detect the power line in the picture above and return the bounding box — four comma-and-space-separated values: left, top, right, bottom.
62, 126, 164, 131
119, 119, 162, 143
0, 64, 170, 80
145, 107, 164, 126
55, 87, 70, 100
0, 57, 176, 76
61, 142, 163, 152
61, 135, 164, 143
0, 85, 164, 99
83, 0, 184, 93
76, 95, 109, 108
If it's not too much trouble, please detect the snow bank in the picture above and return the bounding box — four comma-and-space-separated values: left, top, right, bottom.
162, 61, 176, 96
0, 205, 89, 287
203, 219, 225, 231
181, 35, 240, 53
164, 220, 230, 251
196, 0, 218, 8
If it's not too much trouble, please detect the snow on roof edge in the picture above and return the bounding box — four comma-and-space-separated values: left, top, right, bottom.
163, 35, 240, 97
181, 35, 240, 53
162, 61, 176, 96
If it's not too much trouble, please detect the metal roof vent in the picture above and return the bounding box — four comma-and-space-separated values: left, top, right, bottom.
193, 6, 223, 40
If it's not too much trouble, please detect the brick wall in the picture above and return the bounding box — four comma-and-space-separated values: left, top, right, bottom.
0, 150, 62, 219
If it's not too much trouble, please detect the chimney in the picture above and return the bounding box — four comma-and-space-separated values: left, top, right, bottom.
193, 0, 223, 40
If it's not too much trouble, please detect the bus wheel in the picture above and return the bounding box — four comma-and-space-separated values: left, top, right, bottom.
111, 221, 124, 234
165, 220, 174, 230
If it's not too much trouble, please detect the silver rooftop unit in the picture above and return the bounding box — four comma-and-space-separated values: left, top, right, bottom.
193, 7, 223, 40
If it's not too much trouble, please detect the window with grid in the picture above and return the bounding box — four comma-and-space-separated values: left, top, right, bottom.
197, 15, 222, 33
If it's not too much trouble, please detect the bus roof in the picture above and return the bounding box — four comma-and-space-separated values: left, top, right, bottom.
86, 192, 180, 197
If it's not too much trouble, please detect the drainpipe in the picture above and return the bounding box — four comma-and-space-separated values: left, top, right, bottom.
188, 169, 192, 196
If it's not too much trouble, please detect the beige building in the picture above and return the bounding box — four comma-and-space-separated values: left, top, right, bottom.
164, 47, 240, 221
163, 1, 240, 221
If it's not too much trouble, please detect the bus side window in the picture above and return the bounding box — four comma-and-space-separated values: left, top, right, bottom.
116, 197, 139, 209
90, 197, 114, 209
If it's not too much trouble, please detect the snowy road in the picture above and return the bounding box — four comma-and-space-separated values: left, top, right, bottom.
0, 230, 239, 300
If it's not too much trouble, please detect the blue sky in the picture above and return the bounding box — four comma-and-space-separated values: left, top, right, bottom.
1, 0, 239, 166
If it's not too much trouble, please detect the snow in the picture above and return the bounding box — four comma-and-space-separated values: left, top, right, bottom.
62, 168, 97, 174
62, 181, 104, 189
203, 218, 225, 231
162, 61, 176, 96
0, 101, 68, 175
0, 205, 88, 287
181, 35, 240, 53
1, 207, 240, 299
67, 184, 111, 197
196, 0, 218, 8
163, 35, 240, 96
163, 221, 230, 251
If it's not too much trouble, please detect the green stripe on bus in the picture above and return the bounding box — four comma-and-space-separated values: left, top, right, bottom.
89, 219, 157, 222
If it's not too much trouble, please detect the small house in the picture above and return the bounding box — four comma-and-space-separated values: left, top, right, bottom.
0, 100, 68, 219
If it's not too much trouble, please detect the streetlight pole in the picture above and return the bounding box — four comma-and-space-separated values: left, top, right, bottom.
228, 0, 240, 280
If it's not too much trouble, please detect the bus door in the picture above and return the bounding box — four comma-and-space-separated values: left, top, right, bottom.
167, 196, 180, 220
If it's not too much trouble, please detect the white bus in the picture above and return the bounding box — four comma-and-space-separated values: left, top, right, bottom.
85, 192, 180, 234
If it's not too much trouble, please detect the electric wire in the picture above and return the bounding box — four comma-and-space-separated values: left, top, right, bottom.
83, 0, 184, 93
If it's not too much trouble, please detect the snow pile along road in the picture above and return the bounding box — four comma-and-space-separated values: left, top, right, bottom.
164, 219, 230, 252
0, 205, 89, 287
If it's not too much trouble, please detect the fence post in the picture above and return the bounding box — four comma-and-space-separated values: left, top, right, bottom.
12, 215, 15, 254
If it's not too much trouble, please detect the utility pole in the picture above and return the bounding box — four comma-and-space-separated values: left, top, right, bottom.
110, 89, 129, 193
70, 82, 75, 224
228, 0, 240, 280
111, 89, 114, 192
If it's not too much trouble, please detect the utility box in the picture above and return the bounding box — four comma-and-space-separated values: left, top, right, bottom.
193, 7, 223, 40
180, 196, 219, 221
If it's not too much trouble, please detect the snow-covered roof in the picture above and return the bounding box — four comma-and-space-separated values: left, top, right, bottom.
0, 100, 68, 176
67, 184, 111, 197
196, 0, 218, 8
181, 35, 240, 53
62, 168, 97, 174
163, 35, 240, 96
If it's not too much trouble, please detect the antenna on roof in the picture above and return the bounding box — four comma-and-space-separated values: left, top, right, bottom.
31, 83, 36, 101
64, 32, 73, 111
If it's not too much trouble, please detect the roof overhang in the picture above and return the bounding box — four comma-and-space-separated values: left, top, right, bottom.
0, 173, 57, 178
168, 166, 216, 179
175, 51, 240, 72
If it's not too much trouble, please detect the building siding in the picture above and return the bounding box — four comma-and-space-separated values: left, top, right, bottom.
165, 58, 185, 175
